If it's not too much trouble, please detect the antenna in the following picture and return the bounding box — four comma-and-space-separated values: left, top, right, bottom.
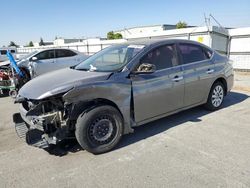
209, 14, 227, 32
204, 13, 211, 31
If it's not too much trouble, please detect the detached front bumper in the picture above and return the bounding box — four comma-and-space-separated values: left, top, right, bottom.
13, 113, 51, 148
13, 101, 68, 149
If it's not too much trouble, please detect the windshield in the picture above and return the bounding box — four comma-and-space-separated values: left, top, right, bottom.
75, 44, 145, 72
20, 51, 38, 60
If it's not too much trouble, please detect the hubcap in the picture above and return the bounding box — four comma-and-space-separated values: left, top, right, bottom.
88, 115, 116, 145
211, 85, 224, 107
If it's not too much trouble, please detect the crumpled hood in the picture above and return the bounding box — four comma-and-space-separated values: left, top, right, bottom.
18, 68, 112, 100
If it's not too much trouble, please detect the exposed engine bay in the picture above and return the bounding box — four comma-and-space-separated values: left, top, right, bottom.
13, 97, 74, 148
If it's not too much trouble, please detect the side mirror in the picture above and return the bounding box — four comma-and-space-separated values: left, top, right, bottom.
30, 57, 38, 62
134, 63, 156, 74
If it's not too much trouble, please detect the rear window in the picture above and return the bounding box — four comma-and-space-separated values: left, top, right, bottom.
56, 49, 77, 58
179, 43, 207, 64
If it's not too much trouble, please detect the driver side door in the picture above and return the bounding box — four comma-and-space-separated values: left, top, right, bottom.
31, 49, 55, 77
131, 44, 184, 124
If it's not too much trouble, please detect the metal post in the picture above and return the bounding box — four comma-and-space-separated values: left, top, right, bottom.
227, 36, 232, 58
87, 43, 89, 55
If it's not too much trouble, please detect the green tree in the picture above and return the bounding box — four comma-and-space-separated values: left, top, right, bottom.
176, 21, 188, 29
107, 31, 114, 39
107, 31, 123, 40
114, 33, 123, 39
8, 41, 18, 47
28, 41, 34, 47
39, 37, 45, 46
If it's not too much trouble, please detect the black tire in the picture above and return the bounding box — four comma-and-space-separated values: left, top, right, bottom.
204, 81, 225, 111
19, 68, 31, 85
9, 90, 18, 98
75, 105, 123, 154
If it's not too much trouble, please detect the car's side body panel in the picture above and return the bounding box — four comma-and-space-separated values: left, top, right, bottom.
33, 50, 56, 76
131, 66, 184, 123
63, 74, 134, 134
182, 60, 216, 106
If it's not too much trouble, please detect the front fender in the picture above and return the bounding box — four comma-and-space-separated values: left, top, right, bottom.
63, 80, 133, 134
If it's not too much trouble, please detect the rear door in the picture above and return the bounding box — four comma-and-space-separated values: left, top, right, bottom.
55, 49, 78, 68
178, 43, 215, 106
131, 44, 184, 123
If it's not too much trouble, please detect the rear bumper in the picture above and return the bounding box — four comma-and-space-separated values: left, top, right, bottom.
227, 73, 234, 92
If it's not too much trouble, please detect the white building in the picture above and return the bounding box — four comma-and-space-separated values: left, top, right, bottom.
114, 24, 177, 39
17, 25, 250, 70
33, 41, 53, 47
228, 27, 250, 70
53, 38, 84, 46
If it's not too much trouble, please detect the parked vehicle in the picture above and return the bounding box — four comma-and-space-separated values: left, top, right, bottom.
0, 47, 16, 62
0, 51, 27, 98
16, 48, 88, 79
13, 39, 234, 154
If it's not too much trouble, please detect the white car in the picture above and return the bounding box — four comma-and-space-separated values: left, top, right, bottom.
0, 48, 17, 62
17, 48, 88, 78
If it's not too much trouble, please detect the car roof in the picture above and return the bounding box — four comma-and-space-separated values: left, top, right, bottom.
34, 48, 81, 54
39, 48, 76, 51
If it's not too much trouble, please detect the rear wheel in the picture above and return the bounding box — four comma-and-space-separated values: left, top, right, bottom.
204, 82, 225, 111
75, 105, 123, 154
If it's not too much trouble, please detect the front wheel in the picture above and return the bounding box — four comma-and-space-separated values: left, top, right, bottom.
9, 90, 18, 98
75, 105, 123, 154
204, 82, 225, 111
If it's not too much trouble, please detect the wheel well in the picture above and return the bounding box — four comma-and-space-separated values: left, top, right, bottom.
92, 98, 122, 114
19, 67, 31, 79
70, 98, 123, 121
214, 77, 227, 95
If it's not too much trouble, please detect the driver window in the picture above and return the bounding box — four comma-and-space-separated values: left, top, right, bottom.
139, 44, 177, 71
35, 50, 55, 60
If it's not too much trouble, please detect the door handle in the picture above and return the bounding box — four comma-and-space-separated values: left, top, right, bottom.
206, 69, 214, 74
172, 76, 183, 82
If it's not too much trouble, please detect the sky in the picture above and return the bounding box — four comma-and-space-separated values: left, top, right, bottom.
1, 0, 250, 46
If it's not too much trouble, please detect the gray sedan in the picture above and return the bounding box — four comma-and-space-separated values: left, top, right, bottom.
14, 39, 234, 154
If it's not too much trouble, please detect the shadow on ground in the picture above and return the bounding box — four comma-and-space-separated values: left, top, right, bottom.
0, 92, 9, 98
45, 91, 249, 156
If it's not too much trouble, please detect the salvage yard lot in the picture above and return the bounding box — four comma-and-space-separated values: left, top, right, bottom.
0, 72, 250, 188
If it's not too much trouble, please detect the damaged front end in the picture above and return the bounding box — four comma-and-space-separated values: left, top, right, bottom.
13, 95, 73, 149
